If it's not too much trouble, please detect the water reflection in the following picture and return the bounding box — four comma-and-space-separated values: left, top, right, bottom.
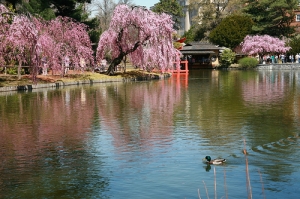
179, 70, 300, 196
205, 164, 211, 172
97, 80, 182, 152
242, 71, 289, 105
0, 70, 300, 198
0, 87, 110, 198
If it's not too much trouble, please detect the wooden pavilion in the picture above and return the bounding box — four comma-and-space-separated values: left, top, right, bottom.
180, 42, 223, 69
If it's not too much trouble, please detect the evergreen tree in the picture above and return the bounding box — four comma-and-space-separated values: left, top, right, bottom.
182, 25, 205, 42
243, 0, 298, 37
49, 0, 91, 21
20, 0, 55, 20
4, 0, 92, 22
209, 14, 253, 49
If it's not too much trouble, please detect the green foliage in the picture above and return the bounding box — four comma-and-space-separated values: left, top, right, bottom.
3, 0, 22, 10
89, 29, 101, 51
287, 35, 300, 55
151, 0, 184, 30
187, 0, 245, 40
182, 28, 195, 43
6, 0, 92, 22
84, 16, 101, 52
209, 14, 253, 49
6, 67, 25, 75
243, 0, 298, 37
173, 42, 182, 49
189, 0, 221, 35
21, 0, 56, 20
182, 25, 205, 43
49, 0, 91, 21
238, 57, 259, 69
219, 48, 236, 68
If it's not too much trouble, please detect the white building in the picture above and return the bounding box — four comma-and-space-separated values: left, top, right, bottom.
177, 0, 228, 36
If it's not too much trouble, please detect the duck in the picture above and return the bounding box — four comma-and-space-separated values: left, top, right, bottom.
204, 156, 226, 165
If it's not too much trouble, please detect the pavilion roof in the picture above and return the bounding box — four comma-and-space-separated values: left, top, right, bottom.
181, 42, 222, 51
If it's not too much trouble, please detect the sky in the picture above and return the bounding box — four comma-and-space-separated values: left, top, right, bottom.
133, 0, 159, 9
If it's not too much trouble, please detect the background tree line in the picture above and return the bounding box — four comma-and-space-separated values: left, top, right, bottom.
182, 0, 299, 49
1, 0, 300, 52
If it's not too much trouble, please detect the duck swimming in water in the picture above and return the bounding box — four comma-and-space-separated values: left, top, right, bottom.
204, 156, 226, 165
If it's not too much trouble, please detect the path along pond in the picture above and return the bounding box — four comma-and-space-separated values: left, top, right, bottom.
0, 69, 300, 199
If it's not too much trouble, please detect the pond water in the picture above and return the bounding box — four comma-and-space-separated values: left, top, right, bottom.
0, 70, 300, 199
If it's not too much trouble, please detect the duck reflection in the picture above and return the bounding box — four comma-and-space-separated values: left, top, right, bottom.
205, 164, 211, 172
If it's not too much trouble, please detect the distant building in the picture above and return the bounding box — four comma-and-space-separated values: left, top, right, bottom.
291, 0, 300, 33
180, 42, 223, 69
177, 0, 228, 36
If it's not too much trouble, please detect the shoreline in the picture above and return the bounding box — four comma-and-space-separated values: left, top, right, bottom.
2, 62, 300, 93
0, 71, 171, 93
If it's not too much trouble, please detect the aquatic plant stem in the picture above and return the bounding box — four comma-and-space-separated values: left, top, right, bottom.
258, 169, 266, 199
224, 168, 228, 199
244, 139, 252, 199
214, 167, 217, 199
198, 188, 202, 199
203, 180, 210, 199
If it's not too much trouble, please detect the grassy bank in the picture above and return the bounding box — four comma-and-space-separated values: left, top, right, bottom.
0, 70, 171, 89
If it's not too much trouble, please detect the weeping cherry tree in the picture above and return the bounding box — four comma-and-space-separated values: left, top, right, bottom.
96, 5, 179, 75
241, 35, 291, 62
46, 16, 94, 76
4, 5, 94, 80
7, 15, 42, 81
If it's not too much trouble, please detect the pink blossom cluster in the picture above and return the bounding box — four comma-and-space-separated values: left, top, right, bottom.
96, 4, 179, 73
241, 35, 290, 57
43, 16, 94, 72
2, 3, 180, 77
0, 4, 94, 77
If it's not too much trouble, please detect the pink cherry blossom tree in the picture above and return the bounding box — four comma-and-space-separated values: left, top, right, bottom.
4, 6, 94, 80
7, 15, 42, 81
46, 16, 94, 76
241, 35, 290, 61
96, 5, 179, 75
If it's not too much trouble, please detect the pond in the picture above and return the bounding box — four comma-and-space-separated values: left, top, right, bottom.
0, 69, 300, 199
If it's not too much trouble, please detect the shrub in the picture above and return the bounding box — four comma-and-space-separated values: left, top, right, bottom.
238, 57, 259, 68
6, 67, 25, 75
219, 48, 236, 68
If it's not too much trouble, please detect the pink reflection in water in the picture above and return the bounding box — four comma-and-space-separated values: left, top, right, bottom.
242, 73, 285, 105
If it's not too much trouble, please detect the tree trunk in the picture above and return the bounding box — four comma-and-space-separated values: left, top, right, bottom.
18, 62, 22, 80
106, 55, 124, 75
123, 56, 127, 73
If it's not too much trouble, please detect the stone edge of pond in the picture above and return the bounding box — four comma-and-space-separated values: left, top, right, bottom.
0, 73, 171, 92
220, 63, 300, 70
256, 63, 300, 70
